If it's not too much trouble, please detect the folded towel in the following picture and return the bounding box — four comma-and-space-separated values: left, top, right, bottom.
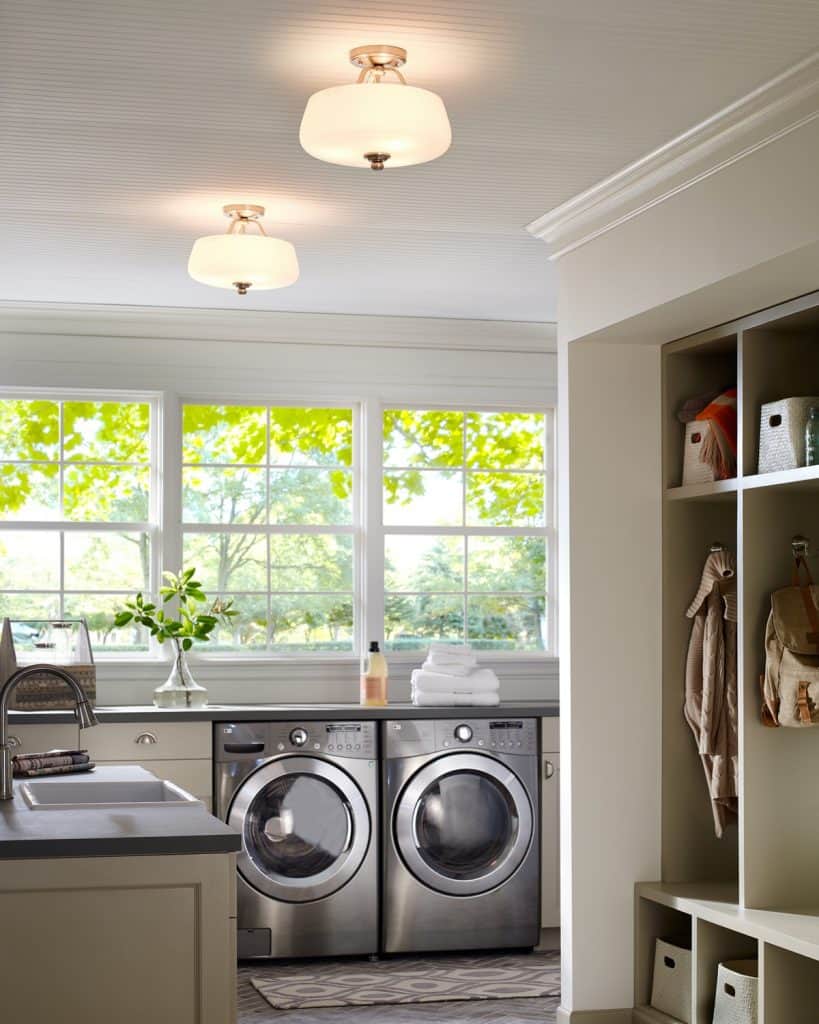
12, 749, 88, 761
12, 752, 90, 773
13, 762, 96, 778
411, 690, 500, 707
421, 658, 476, 677
428, 643, 474, 658
412, 668, 500, 693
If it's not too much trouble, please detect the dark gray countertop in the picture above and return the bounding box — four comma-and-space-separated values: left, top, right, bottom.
9, 700, 558, 724
0, 765, 241, 860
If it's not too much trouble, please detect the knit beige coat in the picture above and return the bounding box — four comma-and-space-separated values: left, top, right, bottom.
684, 549, 738, 838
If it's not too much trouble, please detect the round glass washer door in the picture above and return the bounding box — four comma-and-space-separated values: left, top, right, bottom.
394, 753, 533, 897
229, 756, 370, 903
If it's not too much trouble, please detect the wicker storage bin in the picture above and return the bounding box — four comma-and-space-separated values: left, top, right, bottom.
0, 618, 96, 709
712, 960, 758, 1024
757, 397, 819, 474
651, 938, 692, 1022
682, 421, 717, 486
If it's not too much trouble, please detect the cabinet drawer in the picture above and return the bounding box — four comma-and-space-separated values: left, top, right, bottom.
97, 759, 212, 799
86, 722, 211, 761
6, 723, 80, 756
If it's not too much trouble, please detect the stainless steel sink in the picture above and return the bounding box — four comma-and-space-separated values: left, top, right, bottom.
20, 778, 204, 811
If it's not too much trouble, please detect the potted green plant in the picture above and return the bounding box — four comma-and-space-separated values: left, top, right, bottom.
113, 568, 238, 708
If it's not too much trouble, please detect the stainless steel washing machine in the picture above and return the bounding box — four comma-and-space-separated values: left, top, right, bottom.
215, 720, 378, 959
382, 717, 540, 954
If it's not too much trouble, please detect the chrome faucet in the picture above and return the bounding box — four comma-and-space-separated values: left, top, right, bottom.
0, 665, 99, 800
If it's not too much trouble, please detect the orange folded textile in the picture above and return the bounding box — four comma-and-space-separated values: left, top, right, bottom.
695, 387, 737, 480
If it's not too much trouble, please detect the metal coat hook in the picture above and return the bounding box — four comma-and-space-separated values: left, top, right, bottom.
792, 535, 811, 560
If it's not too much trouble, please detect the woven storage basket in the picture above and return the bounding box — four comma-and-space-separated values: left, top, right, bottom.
0, 618, 96, 709
712, 959, 758, 1024
682, 421, 717, 486
758, 397, 819, 474
651, 938, 692, 1022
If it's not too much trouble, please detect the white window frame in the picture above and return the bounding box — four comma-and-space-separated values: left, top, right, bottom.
0, 387, 162, 653
176, 397, 362, 660
0, 388, 556, 665
370, 401, 557, 662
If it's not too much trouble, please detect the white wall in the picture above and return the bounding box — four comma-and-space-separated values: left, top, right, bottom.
0, 305, 558, 706
559, 339, 662, 1013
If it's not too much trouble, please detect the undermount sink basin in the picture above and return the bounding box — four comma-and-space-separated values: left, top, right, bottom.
20, 778, 204, 811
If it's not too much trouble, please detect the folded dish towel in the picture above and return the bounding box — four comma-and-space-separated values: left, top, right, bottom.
422, 657, 476, 676
411, 668, 500, 693
14, 762, 97, 778
12, 749, 91, 776
411, 689, 501, 707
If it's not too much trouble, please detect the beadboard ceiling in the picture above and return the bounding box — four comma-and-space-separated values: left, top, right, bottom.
2, 2, 819, 323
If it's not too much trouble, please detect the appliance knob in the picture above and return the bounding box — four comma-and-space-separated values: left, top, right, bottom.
454, 724, 473, 743
289, 728, 308, 747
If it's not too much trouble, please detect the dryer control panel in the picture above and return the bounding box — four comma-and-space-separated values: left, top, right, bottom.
386, 718, 537, 757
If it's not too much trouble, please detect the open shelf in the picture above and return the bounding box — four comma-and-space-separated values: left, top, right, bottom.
665, 479, 738, 502
763, 943, 819, 1022
742, 464, 819, 492
638, 883, 819, 962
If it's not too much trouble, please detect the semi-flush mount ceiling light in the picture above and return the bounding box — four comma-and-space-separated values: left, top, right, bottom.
299, 45, 451, 170
187, 204, 299, 295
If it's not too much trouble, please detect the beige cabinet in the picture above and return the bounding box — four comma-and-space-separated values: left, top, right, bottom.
540, 717, 560, 928
6, 721, 80, 756
85, 721, 213, 806
0, 851, 236, 1024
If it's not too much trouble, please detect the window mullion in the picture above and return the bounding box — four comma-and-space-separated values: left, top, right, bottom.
158, 391, 182, 658
364, 399, 384, 654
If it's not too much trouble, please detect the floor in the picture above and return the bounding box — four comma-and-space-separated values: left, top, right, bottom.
237, 945, 560, 1024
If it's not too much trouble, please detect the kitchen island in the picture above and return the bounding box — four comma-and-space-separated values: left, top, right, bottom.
0, 765, 241, 1024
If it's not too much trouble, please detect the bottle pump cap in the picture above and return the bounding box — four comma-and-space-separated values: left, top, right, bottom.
369, 641, 380, 653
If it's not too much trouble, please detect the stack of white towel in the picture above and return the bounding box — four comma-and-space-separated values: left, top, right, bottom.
411, 644, 500, 706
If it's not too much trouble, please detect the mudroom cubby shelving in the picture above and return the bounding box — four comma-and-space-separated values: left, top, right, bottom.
641, 289, 819, 1019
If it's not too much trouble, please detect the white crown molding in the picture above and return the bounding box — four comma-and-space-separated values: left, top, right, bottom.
0, 301, 557, 354
526, 50, 819, 261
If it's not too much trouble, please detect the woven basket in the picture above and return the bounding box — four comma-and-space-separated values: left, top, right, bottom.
682, 421, 717, 486
712, 960, 757, 1024
0, 618, 97, 709
758, 397, 819, 474
651, 938, 692, 1022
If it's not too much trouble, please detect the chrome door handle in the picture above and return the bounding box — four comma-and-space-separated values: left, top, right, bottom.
544, 759, 555, 780
135, 732, 158, 745
7, 735, 21, 749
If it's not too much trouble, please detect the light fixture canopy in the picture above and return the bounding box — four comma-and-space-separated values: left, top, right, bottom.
188, 205, 299, 295
299, 45, 452, 170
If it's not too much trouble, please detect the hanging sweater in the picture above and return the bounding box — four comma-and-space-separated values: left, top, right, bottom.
684, 549, 739, 838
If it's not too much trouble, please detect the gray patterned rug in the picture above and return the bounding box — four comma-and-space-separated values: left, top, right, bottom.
250, 951, 560, 1010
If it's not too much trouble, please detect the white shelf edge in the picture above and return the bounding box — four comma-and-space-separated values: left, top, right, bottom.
665, 479, 738, 501
741, 465, 819, 492
637, 882, 819, 963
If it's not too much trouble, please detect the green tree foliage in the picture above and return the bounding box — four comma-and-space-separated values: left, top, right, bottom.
0, 401, 548, 653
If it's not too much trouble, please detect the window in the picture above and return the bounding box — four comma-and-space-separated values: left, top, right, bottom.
382, 408, 552, 653
181, 404, 356, 653
0, 395, 156, 654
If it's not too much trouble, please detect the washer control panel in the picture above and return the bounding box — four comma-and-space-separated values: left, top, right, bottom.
216, 721, 376, 760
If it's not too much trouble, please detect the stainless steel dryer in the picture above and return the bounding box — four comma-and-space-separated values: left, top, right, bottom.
215, 720, 378, 959
382, 717, 540, 954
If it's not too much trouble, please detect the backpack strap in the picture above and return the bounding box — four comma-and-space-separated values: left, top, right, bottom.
792, 556, 819, 649
798, 681, 814, 724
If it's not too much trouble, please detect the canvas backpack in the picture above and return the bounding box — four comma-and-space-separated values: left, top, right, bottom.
762, 558, 819, 727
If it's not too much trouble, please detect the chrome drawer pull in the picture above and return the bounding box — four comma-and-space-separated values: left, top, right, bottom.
135, 732, 158, 745
544, 759, 555, 780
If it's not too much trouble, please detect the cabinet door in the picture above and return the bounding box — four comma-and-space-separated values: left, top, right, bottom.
6, 722, 80, 756
541, 751, 560, 927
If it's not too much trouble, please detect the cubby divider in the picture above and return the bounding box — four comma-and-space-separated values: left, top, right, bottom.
694, 919, 758, 1024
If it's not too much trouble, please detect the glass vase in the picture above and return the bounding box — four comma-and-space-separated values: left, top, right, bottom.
153, 641, 208, 709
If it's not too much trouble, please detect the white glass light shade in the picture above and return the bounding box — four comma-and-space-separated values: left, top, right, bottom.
187, 234, 299, 291
299, 82, 451, 168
